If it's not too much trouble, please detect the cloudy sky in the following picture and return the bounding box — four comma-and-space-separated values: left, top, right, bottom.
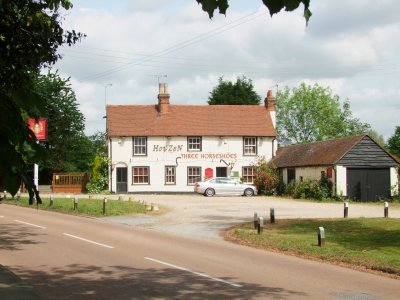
53, 0, 400, 139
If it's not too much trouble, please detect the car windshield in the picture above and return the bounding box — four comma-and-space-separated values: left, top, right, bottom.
209, 177, 239, 184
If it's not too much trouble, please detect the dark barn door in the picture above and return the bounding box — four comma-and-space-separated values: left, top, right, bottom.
347, 168, 390, 201
116, 167, 128, 193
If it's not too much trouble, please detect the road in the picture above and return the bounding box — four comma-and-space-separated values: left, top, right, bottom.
103, 194, 400, 240
1, 204, 399, 299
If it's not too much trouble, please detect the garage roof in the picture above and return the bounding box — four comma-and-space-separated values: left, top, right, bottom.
272, 134, 399, 168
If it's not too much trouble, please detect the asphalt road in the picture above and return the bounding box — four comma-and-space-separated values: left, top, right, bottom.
1, 204, 399, 299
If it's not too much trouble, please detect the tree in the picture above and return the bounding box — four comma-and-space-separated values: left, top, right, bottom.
196, 0, 312, 23
276, 83, 370, 144
387, 126, 400, 158
0, 1, 82, 203
86, 132, 109, 194
208, 76, 261, 105
367, 130, 385, 147
34, 72, 90, 177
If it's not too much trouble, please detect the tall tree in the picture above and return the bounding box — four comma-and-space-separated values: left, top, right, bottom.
34, 72, 85, 173
276, 83, 370, 144
387, 126, 400, 158
208, 76, 261, 105
0, 1, 82, 203
196, 0, 312, 23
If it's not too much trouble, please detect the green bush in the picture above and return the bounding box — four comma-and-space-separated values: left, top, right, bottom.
252, 157, 279, 195
284, 174, 333, 200
86, 153, 109, 194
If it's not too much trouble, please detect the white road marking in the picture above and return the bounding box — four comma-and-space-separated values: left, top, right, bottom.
144, 257, 242, 288
63, 233, 114, 249
14, 219, 46, 229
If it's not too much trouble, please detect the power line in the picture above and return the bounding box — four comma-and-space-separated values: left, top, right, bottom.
77, 10, 265, 81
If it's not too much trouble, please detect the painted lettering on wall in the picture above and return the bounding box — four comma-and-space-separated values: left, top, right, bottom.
181, 153, 237, 159
153, 145, 183, 152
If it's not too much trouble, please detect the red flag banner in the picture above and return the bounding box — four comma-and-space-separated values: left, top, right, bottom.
28, 119, 47, 140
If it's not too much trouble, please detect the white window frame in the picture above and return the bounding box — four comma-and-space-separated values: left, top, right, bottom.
243, 137, 257, 156
242, 166, 256, 184
165, 166, 176, 185
133, 137, 147, 156
132, 166, 150, 184
187, 166, 201, 185
187, 136, 202, 152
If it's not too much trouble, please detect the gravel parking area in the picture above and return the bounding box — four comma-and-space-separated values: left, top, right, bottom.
101, 194, 400, 241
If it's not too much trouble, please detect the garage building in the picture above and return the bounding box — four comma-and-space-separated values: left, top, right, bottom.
272, 134, 399, 201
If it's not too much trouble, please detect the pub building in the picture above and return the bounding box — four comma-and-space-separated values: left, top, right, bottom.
106, 83, 277, 193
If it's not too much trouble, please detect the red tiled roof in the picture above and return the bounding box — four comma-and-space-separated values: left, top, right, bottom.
107, 104, 276, 137
271, 134, 366, 167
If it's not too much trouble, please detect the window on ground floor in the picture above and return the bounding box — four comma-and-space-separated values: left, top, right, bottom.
132, 166, 150, 184
187, 166, 201, 185
242, 166, 256, 184
165, 166, 176, 185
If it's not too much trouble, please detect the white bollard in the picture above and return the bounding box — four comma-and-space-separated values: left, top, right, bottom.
318, 227, 325, 246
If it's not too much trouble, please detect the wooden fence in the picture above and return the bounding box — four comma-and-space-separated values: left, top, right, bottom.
52, 173, 88, 193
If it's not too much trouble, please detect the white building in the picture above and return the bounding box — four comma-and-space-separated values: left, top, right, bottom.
106, 83, 277, 193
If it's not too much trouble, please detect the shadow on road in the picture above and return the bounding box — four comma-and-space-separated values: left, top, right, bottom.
13, 264, 307, 299
0, 223, 44, 251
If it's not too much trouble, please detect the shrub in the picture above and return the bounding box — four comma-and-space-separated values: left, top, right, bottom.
252, 157, 279, 195
86, 153, 109, 194
284, 173, 333, 200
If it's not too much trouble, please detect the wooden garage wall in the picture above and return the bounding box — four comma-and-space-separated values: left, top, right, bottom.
338, 136, 398, 168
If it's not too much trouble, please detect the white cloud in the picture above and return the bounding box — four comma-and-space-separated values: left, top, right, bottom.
53, 0, 400, 140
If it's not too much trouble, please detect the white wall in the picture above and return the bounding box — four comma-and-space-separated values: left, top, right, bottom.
109, 136, 274, 193
390, 167, 399, 196
335, 165, 347, 196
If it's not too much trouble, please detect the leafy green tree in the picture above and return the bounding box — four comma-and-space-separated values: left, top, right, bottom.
34, 72, 90, 178
367, 130, 385, 147
86, 132, 109, 194
387, 126, 400, 158
196, 0, 312, 23
208, 76, 261, 105
0, 0, 82, 203
276, 83, 370, 144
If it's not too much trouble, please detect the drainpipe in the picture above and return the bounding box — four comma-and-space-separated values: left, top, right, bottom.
272, 137, 277, 158
109, 137, 113, 194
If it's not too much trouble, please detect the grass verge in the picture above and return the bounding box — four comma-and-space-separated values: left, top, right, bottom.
225, 218, 400, 278
2, 197, 147, 217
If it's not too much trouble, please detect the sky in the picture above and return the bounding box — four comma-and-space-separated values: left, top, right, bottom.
53, 0, 400, 140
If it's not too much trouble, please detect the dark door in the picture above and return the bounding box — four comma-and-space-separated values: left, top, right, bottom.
347, 168, 390, 201
116, 167, 128, 193
287, 168, 296, 183
216, 167, 227, 177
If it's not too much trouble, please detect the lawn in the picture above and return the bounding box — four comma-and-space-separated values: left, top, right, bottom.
225, 218, 400, 277
2, 196, 147, 217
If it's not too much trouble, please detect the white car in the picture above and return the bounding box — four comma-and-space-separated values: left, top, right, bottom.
194, 177, 257, 197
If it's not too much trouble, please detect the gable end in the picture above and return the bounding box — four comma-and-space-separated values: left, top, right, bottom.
338, 136, 398, 167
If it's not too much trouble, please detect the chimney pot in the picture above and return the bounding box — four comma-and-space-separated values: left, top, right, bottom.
158, 83, 170, 114
265, 90, 276, 111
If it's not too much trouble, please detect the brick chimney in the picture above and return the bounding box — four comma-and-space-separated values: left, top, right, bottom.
158, 83, 170, 114
264, 90, 276, 128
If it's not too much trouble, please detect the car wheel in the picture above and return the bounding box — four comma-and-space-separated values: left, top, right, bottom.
204, 188, 215, 197
244, 188, 254, 197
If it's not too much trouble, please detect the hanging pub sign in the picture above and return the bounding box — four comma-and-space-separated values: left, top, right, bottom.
28, 119, 47, 140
